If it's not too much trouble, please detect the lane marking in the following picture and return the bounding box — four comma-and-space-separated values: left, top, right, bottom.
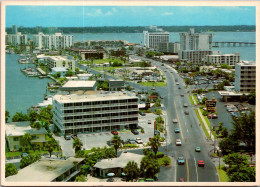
174, 102, 184, 139
194, 157, 199, 182
186, 159, 190, 182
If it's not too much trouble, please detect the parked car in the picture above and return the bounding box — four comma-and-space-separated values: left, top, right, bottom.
179, 178, 185, 182
131, 129, 139, 135
151, 87, 155, 90
176, 139, 182, 146
148, 120, 152, 124
198, 160, 205, 167
111, 130, 119, 135
135, 138, 143, 144
71, 134, 78, 140
107, 141, 114, 146
177, 157, 185, 165
21, 152, 29, 158
126, 139, 136, 144
107, 178, 114, 182
154, 130, 160, 136
64, 134, 71, 140
140, 112, 146, 116
178, 87, 181, 89
175, 128, 180, 133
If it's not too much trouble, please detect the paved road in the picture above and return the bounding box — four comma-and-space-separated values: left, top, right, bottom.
137, 56, 219, 182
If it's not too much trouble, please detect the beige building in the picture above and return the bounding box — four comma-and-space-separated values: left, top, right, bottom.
52, 91, 138, 135
5, 157, 85, 182
5, 32, 28, 46
179, 50, 212, 64
46, 56, 75, 71
204, 52, 240, 66
235, 61, 256, 93
5, 121, 48, 151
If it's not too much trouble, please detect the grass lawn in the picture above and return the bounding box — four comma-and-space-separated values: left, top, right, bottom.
200, 108, 217, 139
93, 58, 129, 64
138, 81, 167, 87
189, 95, 195, 105
92, 66, 123, 72
5, 149, 60, 158
195, 109, 211, 139
39, 65, 50, 74
193, 95, 199, 105
216, 165, 229, 182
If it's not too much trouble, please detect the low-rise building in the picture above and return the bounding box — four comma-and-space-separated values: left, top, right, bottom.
108, 80, 125, 91
94, 152, 144, 178
52, 91, 138, 135
5, 157, 85, 182
77, 73, 93, 80
51, 67, 68, 77
46, 56, 75, 71
5, 121, 48, 151
179, 50, 213, 64
234, 61, 256, 93
60, 80, 97, 91
204, 52, 240, 66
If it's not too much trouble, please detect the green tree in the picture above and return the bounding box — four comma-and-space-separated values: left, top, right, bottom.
248, 91, 255, 105
231, 110, 255, 150
148, 135, 161, 159
124, 161, 140, 181
229, 166, 255, 182
202, 97, 209, 104
219, 135, 239, 155
73, 138, 83, 153
20, 154, 41, 169
223, 153, 249, 167
12, 112, 29, 122
28, 110, 39, 123
140, 156, 160, 179
111, 135, 122, 157
22, 132, 35, 152
5, 163, 18, 177
45, 139, 58, 157
74, 175, 86, 182
5, 110, 10, 123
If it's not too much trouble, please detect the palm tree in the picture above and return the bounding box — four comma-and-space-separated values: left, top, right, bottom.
73, 138, 83, 153
124, 161, 140, 181
111, 135, 122, 157
148, 135, 161, 159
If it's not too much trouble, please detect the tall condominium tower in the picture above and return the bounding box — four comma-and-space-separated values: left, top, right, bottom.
143, 31, 169, 49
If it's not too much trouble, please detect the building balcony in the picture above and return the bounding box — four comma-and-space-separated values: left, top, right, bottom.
62, 102, 138, 110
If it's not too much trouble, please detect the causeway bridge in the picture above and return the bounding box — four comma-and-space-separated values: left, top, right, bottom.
212, 41, 255, 47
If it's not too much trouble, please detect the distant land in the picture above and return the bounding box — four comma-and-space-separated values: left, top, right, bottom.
5, 25, 255, 34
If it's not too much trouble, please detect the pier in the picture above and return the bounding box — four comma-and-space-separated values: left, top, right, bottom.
212, 41, 255, 47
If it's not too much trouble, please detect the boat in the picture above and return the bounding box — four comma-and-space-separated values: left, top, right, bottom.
18, 59, 30, 64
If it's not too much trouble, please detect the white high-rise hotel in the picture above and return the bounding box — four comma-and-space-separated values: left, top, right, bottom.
143, 31, 169, 49
33, 32, 74, 50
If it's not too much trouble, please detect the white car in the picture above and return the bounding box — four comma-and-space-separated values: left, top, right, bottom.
135, 138, 143, 144
173, 119, 178, 123
176, 139, 182, 146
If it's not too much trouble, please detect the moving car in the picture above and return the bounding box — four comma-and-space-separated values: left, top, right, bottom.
180, 94, 184, 97
131, 129, 139, 135
111, 130, 119, 135
176, 139, 182, 146
172, 119, 178, 123
151, 87, 155, 90
175, 128, 180, 133
177, 157, 185, 165
183, 103, 188, 107
178, 87, 181, 89
176, 82, 180, 85
184, 110, 189, 115
135, 138, 143, 144
198, 160, 205, 167
195, 146, 201, 152
148, 120, 152, 124
179, 178, 185, 182
107, 178, 114, 182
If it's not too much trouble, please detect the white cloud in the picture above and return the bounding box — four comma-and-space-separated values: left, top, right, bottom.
163, 12, 173, 16
85, 8, 116, 17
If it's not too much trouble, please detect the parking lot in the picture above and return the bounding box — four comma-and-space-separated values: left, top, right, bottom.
54, 113, 164, 156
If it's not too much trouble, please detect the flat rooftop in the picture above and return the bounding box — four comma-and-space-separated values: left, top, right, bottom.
5, 157, 85, 182
94, 152, 144, 169
48, 56, 68, 62
53, 91, 137, 103
62, 80, 96, 88
52, 67, 67, 71
237, 61, 256, 66
5, 121, 48, 137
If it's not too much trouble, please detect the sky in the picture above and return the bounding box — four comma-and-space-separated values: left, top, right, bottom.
6, 6, 256, 27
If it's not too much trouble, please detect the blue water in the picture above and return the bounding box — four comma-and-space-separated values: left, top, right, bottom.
5, 54, 51, 118
5, 32, 256, 117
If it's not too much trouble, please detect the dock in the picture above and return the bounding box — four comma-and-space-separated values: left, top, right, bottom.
36, 68, 47, 76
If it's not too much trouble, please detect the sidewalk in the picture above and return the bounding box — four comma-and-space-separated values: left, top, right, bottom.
197, 109, 214, 140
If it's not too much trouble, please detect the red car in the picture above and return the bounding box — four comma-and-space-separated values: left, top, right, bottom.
111, 130, 118, 135
179, 178, 184, 182
180, 94, 184, 97
198, 160, 205, 167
